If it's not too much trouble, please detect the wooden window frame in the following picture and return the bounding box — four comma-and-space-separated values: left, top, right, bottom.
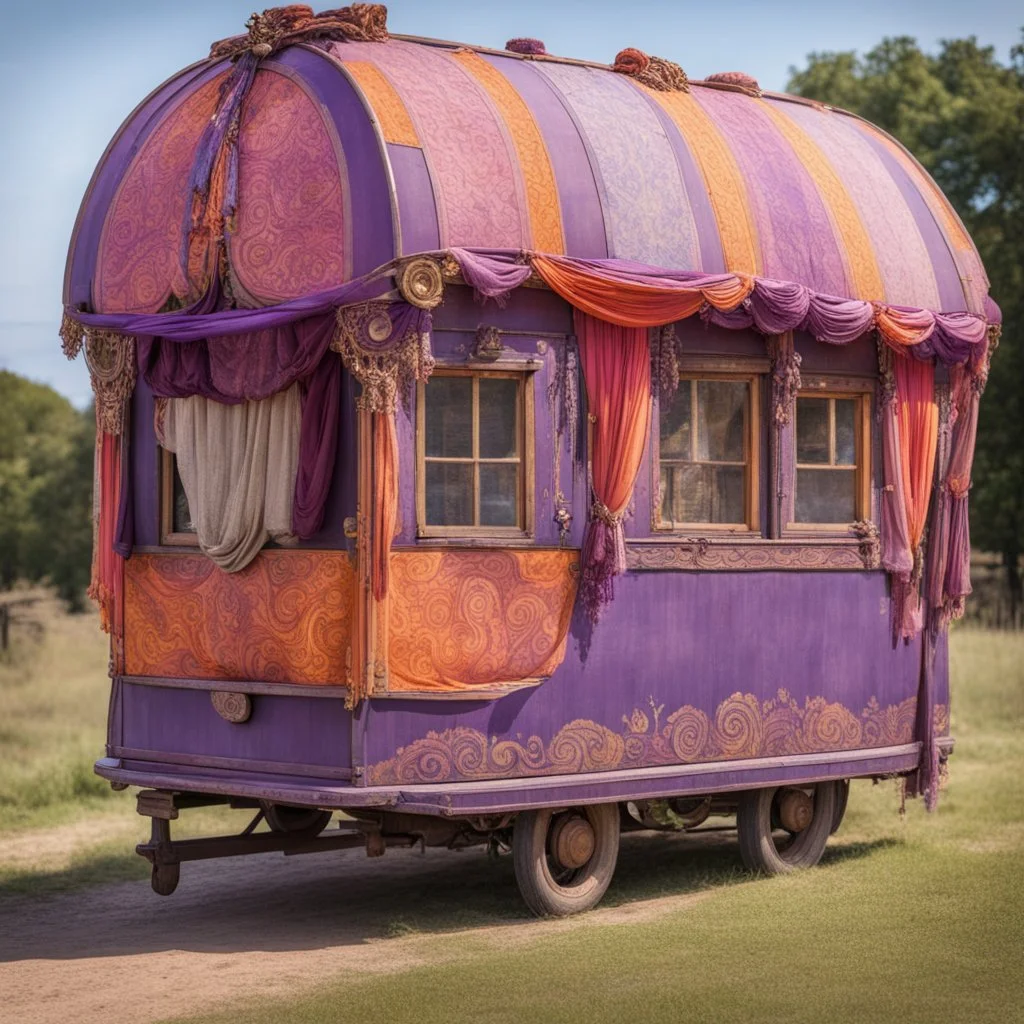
159, 447, 199, 547
786, 382, 872, 534
416, 368, 535, 540
653, 370, 761, 534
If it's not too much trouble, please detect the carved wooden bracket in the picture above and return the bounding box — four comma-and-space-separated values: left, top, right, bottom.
626, 539, 879, 572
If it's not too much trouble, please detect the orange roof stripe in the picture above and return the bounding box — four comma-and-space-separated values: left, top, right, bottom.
759, 100, 886, 302
449, 49, 564, 254
643, 88, 760, 277
343, 60, 420, 147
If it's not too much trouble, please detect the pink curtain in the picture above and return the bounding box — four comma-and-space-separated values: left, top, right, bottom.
575, 312, 651, 620
926, 360, 982, 628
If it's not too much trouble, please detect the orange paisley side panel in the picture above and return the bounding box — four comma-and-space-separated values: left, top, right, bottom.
124, 550, 355, 685
387, 548, 579, 693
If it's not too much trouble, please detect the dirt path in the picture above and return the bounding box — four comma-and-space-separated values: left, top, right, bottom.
0, 828, 728, 1024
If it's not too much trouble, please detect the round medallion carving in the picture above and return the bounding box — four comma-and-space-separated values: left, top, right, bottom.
210, 690, 252, 724
366, 311, 394, 343
396, 258, 444, 309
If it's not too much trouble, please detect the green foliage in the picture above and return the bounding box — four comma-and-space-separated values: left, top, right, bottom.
788, 33, 1024, 603
0, 370, 94, 609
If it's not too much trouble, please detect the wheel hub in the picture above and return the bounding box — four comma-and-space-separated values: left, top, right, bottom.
777, 789, 813, 833
550, 814, 596, 869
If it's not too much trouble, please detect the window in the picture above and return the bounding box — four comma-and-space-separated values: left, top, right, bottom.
656, 374, 759, 531
792, 393, 870, 527
417, 370, 533, 537
159, 448, 198, 545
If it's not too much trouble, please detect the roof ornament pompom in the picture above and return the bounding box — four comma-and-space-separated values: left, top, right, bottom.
210, 3, 388, 61
612, 47, 688, 92
705, 71, 762, 97
505, 38, 547, 56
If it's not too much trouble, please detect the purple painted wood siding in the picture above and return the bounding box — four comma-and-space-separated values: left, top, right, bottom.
117, 682, 353, 772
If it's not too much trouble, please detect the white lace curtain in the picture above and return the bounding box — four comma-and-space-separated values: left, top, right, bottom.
161, 386, 301, 572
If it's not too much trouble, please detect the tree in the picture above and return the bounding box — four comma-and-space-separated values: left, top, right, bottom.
0, 371, 95, 610
788, 33, 1024, 612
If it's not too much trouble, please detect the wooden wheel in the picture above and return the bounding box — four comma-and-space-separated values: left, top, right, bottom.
831, 779, 850, 835
151, 861, 179, 896
736, 782, 838, 875
261, 803, 333, 835
512, 804, 620, 917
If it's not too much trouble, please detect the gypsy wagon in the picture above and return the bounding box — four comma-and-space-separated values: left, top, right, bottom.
62, 5, 999, 916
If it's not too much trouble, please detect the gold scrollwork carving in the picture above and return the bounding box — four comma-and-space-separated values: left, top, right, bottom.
84, 331, 137, 436
625, 540, 874, 572
367, 689, 920, 785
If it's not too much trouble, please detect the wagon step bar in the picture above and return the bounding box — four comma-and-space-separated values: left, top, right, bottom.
135, 790, 417, 895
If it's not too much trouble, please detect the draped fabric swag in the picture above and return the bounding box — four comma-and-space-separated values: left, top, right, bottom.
161, 386, 301, 572
575, 312, 651, 621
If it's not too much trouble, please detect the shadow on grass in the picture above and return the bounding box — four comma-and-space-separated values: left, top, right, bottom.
0, 828, 900, 962
0, 850, 148, 900
375, 830, 901, 937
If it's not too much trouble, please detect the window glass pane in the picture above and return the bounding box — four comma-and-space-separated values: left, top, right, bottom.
835, 398, 857, 466
661, 464, 744, 524
172, 460, 195, 533
478, 378, 518, 459
426, 462, 473, 525
697, 381, 746, 462
795, 468, 856, 523
425, 377, 472, 458
797, 398, 830, 464
479, 463, 518, 526
659, 382, 691, 459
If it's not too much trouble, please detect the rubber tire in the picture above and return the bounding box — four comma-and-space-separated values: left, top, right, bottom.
512, 804, 620, 917
830, 779, 850, 835
736, 782, 838, 875
262, 803, 333, 835
151, 862, 180, 896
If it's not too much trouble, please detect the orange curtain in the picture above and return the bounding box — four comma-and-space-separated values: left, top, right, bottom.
882, 352, 938, 641
89, 430, 124, 640
372, 411, 399, 600
533, 254, 752, 328
576, 312, 651, 619
895, 355, 939, 552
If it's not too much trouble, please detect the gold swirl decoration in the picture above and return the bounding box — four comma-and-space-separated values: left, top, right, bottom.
395, 257, 445, 309
387, 549, 578, 693
367, 688, 921, 785
124, 550, 355, 685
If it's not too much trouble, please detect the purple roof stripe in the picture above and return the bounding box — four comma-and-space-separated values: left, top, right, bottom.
278, 47, 396, 276
634, 85, 724, 274
694, 88, 850, 298
854, 125, 971, 313
487, 54, 609, 258
387, 143, 441, 256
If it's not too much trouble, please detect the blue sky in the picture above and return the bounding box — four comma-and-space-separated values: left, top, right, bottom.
1, 0, 1019, 407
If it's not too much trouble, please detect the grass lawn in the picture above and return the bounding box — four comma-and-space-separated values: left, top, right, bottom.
163, 628, 1024, 1024
2, 602, 1022, 1021
0, 597, 255, 895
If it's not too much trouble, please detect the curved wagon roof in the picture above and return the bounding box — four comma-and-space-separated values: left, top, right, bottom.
66, 18, 993, 323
